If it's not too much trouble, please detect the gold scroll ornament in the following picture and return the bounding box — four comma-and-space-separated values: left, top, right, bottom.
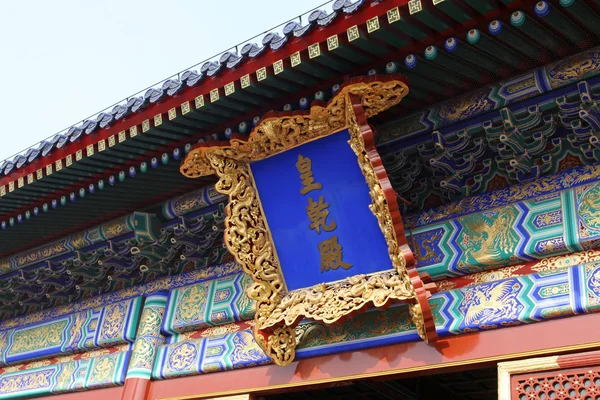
180, 78, 437, 366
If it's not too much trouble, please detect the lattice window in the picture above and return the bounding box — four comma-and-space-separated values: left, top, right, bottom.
512, 366, 600, 399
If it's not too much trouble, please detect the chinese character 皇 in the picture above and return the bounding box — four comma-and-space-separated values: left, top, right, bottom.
319, 236, 352, 272
296, 154, 322, 195
306, 196, 336, 234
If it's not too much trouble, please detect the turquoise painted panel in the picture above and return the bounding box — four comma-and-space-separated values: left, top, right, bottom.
96, 297, 142, 347
0, 262, 243, 332
406, 165, 600, 279
0, 351, 129, 399
162, 272, 255, 335
0, 297, 141, 367
152, 329, 270, 379
574, 182, 600, 248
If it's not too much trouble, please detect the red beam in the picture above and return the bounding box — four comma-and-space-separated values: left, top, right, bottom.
122, 378, 151, 400
557, 349, 600, 369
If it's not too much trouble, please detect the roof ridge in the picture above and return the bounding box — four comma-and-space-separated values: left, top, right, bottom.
0, 0, 344, 173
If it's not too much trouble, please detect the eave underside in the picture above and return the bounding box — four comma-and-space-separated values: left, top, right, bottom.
2, 0, 599, 258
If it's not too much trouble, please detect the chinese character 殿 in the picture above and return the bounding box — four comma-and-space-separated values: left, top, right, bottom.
319, 236, 352, 272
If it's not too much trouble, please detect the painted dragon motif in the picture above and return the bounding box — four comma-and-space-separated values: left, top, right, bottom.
457, 206, 520, 272
579, 182, 600, 232
460, 280, 521, 326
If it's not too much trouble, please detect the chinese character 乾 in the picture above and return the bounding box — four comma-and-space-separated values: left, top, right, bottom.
296, 154, 322, 195
306, 196, 336, 233
319, 236, 352, 272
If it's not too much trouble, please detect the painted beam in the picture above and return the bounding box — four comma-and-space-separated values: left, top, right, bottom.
146, 312, 600, 400
149, 254, 600, 379
0, 351, 130, 399
0, 186, 225, 274
377, 46, 600, 145
406, 163, 600, 279
0, 297, 141, 367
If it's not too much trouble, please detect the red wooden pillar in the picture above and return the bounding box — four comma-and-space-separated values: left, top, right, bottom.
122, 378, 151, 400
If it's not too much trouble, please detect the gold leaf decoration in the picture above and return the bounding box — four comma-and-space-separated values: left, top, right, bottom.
179, 78, 433, 366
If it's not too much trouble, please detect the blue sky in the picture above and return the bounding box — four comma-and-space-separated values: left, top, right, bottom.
0, 0, 328, 161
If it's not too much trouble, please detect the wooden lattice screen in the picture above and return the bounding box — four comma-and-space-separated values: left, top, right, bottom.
499, 350, 600, 400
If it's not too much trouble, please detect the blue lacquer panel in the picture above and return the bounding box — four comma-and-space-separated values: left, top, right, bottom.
250, 129, 393, 291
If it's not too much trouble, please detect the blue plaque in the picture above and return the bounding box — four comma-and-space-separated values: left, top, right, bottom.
180, 78, 437, 366
250, 128, 393, 291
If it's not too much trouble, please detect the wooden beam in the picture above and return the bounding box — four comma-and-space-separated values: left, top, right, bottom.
147, 312, 600, 399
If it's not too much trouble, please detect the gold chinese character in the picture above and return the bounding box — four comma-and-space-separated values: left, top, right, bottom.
306, 196, 336, 233
296, 154, 322, 195
319, 236, 352, 272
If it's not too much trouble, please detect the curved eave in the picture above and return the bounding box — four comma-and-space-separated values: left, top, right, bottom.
1, 0, 600, 257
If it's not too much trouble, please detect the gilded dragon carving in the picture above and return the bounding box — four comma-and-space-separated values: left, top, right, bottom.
180, 77, 437, 366
263, 271, 414, 329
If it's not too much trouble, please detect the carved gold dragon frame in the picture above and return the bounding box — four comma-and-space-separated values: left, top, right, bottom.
180, 76, 437, 366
